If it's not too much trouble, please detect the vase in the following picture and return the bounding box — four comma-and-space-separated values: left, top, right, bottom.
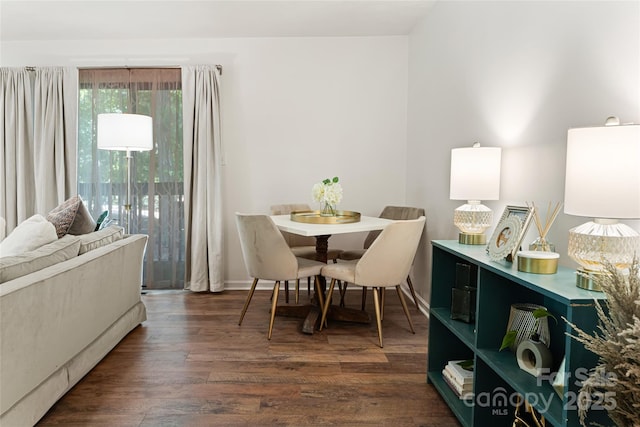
529, 236, 555, 252
516, 338, 553, 378
320, 202, 336, 217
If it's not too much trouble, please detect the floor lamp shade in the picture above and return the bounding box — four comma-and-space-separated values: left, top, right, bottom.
564, 120, 640, 290
450, 144, 502, 244
97, 113, 153, 152
97, 113, 153, 234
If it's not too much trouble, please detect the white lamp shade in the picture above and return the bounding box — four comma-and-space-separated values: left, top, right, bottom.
564, 124, 640, 219
97, 113, 153, 152
450, 146, 501, 200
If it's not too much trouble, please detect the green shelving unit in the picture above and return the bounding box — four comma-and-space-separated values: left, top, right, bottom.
427, 240, 611, 427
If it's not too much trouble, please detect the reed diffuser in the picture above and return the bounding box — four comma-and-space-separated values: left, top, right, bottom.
527, 201, 562, 252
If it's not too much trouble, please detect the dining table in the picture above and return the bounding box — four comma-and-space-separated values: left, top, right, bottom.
270, 213, 395, 334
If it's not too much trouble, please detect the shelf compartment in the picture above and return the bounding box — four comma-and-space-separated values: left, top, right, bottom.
427, 370, 473, 427
430, 307, 476, 348
476, 348, 563, 426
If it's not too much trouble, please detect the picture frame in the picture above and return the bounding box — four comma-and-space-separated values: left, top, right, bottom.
486, 205, 534, 262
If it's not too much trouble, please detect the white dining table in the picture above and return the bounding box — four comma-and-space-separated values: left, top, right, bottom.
270, 214, 394, 263
270, 214, 395, 333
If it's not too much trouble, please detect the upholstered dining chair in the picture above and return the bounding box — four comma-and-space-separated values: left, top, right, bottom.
339, 205, 425, 311
235, 213, 325, 339
270, 203, 343, 303
319, 216, 426, 347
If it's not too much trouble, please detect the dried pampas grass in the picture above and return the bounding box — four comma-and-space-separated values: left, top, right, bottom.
565, 257, 640, 426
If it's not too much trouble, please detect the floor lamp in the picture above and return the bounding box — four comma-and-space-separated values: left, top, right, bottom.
97, 113, 153, 234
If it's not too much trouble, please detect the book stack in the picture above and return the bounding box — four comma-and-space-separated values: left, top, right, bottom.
442, 360, 474, 400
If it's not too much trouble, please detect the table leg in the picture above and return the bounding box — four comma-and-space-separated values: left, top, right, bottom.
277, 234, 372, 334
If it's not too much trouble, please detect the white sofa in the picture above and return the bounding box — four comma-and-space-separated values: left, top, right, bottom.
0, 232, 148, 426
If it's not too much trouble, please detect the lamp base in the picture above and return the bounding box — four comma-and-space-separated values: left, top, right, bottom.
459, 232, 486, 245
575, 269, 603, 292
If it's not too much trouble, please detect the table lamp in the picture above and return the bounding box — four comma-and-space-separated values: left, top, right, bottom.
450, 143, 502, 244
97, 113, 153, 234
564, 116, 640, 290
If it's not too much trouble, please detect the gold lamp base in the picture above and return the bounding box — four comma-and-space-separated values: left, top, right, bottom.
575, 269, 603, 292
459, 232, 486, 245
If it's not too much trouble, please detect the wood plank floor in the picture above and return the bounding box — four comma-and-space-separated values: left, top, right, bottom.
38, 289, 460, 426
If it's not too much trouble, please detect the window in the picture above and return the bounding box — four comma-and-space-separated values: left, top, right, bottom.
78, 68, 184, 289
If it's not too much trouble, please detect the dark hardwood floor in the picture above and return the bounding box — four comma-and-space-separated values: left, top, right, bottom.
38, 289, 460, 426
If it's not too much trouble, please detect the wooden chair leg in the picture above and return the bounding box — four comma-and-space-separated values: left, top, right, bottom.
319, 278, 337, 331
396, 285, 415, 334
295, 279, 300, 304
361, 286, 367, 311
406, 275, 420, 311
239, 277, 259, 325
307, 277, 311, 297
339, 282, 348, 307
372, 286, 384, 348
314, 276, 328, 328
268, 281, 280, 340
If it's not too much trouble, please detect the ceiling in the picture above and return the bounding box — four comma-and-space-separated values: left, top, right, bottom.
0, 0, 435, 41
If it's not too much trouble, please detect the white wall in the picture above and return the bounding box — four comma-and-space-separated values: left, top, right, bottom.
407, 1, 640, 300
1, 36, 409, 286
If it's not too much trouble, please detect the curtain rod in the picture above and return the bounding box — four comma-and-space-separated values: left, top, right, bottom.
74, 65, 223, 74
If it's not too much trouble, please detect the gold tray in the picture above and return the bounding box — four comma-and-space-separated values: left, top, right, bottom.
290, 210, 361, 224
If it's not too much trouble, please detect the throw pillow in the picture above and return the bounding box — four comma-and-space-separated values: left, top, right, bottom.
0, 214, 58, 258
46, 196, 97, 238
94, 210, 109, 231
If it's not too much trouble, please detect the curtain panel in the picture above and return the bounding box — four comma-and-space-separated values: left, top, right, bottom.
182, 65, 224, 292
0, 67, 77, 233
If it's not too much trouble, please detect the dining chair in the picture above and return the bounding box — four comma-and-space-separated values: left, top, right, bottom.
339, 206, 425, 311
270, 203, 343, 303
319, 216, 426, 347
235, 213, 326, 339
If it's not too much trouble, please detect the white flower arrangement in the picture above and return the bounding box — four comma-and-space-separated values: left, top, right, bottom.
312, 176, 343, 215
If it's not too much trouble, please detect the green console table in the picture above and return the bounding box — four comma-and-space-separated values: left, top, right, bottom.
427, 240, 611, 427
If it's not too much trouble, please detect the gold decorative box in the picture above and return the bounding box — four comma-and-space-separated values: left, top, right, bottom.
517, 251, 559, 274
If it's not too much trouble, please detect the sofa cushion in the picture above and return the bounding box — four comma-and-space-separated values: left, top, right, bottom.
0, 235, 81, 283
0, 214, 58, 258
78, 225, 124, 255
46, 196, 96, 238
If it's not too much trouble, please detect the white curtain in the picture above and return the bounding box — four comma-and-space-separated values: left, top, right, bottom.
181, 65, 224, 292
1, 67, 77, 232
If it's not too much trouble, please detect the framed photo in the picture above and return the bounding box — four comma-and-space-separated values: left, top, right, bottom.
486, 205, 534, 262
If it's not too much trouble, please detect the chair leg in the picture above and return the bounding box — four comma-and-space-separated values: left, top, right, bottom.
339, 282, 348, 307
406, 274, 420, 311
314, 276, 325, 310
313, 275, 328, 328
372, 286, 384, 348
361, 286, 367, 311
396, 285, 415, 334
295, 279, 300, 304
268, 281, 280, 340
319, 278, 337, 331
284, 280, 289, 303
307, 277, 311, 297
239, 277, 259, 325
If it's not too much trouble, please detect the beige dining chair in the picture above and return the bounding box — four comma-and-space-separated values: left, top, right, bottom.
319, 216, 426, 348
235, 213, 326, 339
339, 206, 425, 311
270, 203, 343, 303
